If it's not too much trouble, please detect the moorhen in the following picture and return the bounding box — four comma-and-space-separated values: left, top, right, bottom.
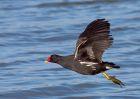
45, 19, 124, 87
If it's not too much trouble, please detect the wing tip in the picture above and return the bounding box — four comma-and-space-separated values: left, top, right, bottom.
95, 18, 108, 22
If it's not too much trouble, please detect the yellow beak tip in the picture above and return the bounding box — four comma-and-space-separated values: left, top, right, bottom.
45, 60, 49, 64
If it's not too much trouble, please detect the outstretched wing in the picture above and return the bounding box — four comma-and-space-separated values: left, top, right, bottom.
74, 19, 113, 63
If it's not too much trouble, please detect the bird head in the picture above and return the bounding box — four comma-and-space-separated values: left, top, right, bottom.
45, 54, 60, 63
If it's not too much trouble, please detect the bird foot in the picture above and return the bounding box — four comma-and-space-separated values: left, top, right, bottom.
109, 76, 125, 87
102, 72, 124, 87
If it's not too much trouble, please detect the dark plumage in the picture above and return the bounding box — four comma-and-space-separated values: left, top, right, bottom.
45, 19, 124, 87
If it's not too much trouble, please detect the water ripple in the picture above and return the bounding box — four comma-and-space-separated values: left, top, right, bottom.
0, 0, 140, 99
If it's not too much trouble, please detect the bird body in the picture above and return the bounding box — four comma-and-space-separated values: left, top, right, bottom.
49, 54, 119, 75
45, 19, 124, 87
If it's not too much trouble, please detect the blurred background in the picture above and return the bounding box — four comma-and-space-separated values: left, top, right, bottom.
0, 0, 140, 99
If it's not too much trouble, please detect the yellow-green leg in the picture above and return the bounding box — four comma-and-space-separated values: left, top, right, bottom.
102, 72, 124, 87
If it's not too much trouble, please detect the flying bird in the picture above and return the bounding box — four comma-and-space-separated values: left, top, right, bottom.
45, 19, 124, 87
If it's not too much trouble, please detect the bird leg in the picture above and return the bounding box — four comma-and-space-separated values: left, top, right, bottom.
102, 72, 124, 87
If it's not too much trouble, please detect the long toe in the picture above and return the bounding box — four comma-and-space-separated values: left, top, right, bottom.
110, 76, 125, 87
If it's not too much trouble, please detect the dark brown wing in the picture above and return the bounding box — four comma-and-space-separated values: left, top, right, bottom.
74, 19, 113, 63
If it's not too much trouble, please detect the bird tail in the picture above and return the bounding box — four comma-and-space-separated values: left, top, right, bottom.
106, 65, 120, 69
103, 62, 120, 69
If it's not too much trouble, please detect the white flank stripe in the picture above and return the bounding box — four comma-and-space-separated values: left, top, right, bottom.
80, 61, 97, 66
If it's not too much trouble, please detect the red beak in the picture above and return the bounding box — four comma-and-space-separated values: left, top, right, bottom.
45, 57, 51, 64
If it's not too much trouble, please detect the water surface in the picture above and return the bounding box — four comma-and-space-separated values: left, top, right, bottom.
0, 0, 140, 99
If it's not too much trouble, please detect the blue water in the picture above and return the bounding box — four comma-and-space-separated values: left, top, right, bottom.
0, 0, 140, 99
